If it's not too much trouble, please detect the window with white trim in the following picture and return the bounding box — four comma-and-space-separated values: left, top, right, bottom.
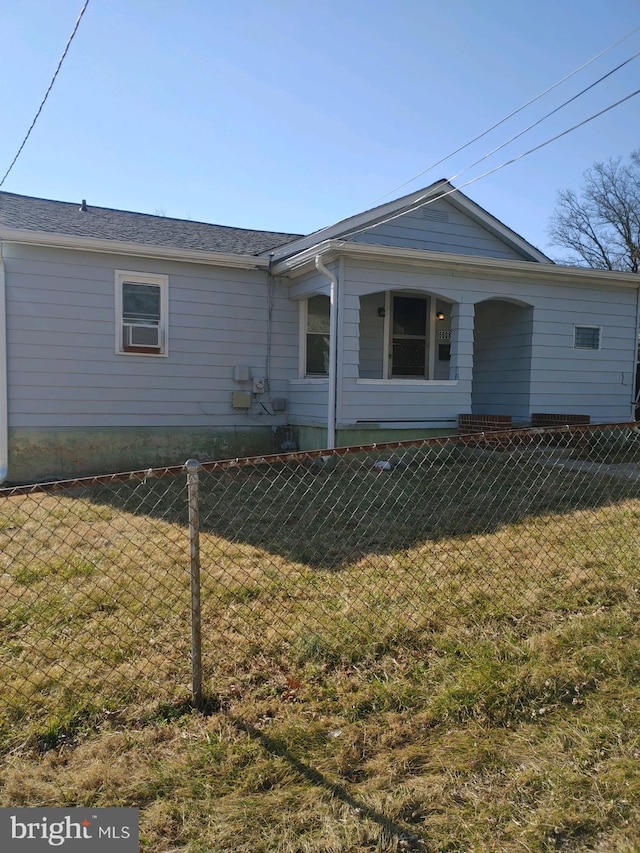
574, 325, 601, 350
305, 295, 330, 375
115, 271, 168, 356
391, 295, 430, 377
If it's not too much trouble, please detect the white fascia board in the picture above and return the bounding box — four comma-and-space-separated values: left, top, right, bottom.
273, 240, 640, 287
0, 228, 270, 270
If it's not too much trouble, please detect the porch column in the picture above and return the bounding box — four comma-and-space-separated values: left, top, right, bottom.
449, 301, 474, 382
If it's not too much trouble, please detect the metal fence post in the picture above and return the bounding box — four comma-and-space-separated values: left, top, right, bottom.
186, 459, 203, 709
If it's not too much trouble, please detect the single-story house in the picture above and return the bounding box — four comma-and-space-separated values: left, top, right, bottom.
1, 179, 638, 483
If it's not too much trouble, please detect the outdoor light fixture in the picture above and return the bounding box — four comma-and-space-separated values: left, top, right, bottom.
436, 311, 446, 320
378, 307, 386, 318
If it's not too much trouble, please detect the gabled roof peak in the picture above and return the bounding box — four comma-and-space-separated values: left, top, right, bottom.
266, 179, 551, 264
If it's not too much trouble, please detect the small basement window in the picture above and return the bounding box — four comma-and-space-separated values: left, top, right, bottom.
574, 325, 601, 350
115, 271, 168, 356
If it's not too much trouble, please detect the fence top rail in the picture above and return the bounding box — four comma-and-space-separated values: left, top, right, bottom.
1, 421, 638, 498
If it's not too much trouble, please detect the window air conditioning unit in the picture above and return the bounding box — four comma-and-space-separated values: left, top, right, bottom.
123, 323, 161, 349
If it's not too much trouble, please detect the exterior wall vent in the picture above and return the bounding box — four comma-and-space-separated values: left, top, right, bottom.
421, 208, 450, 223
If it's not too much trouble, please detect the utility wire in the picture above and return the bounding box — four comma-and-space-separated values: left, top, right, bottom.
374, 24, 640, 202
340, 87, 640, 243
0, 0, 91, 189
444, 49, 640, 193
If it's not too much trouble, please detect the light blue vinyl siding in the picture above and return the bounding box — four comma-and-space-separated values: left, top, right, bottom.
287, 381, 329, 423
4, 244, 297, 428
286, 265, 336, 424
4, 240, 638, 444
351, 199, 526, 260
338, 260, 471, 423
472, 301, 533, 418
343, 380, 467, 425
358, 293, 386, 378
339, 258, 638, 425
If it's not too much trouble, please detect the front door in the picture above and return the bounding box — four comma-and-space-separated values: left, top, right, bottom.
391, 295, 430, 378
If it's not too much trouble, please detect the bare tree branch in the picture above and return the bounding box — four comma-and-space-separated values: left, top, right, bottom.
548, 151, 640, 273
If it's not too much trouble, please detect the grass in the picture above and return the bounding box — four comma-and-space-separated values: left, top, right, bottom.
0, 442, 639, 851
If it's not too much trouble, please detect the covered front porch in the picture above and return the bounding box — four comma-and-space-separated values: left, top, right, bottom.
286, 265, 534, 448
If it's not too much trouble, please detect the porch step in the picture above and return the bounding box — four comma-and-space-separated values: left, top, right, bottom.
531, 413, 590, 427
530, 413, 591, 448
457, 414, 512, 434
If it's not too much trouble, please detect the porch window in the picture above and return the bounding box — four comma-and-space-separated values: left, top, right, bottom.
358, 292, 454, 380
306, 295, 330, 375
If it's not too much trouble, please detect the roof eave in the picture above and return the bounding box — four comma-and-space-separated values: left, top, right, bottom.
0, 228, 270, 270
272, 240, 640, 285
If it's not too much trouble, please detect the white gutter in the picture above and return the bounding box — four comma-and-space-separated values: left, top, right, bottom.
315, 255, 338, 449
0, 228, 270, 271
0, 242, 7, 483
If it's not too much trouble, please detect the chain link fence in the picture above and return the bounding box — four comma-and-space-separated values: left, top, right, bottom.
1, 423, 640, 733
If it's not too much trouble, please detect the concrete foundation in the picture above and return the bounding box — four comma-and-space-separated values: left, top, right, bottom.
293, 423, 456, 451
6, 426, 275, 484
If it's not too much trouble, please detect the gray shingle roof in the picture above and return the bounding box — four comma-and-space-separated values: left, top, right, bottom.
0, 191, 303, 256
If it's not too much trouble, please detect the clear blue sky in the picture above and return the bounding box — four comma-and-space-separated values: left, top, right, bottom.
1, 0, 638, 256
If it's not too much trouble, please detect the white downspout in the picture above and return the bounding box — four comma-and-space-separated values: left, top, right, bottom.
0, 243, 8, 482
315, 255, 338, 449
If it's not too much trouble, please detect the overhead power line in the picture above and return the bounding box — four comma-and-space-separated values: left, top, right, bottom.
374, 24, 640, 202
341, 87, 640, 243
444, 48, 640, 193
0, 0, 91, 189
